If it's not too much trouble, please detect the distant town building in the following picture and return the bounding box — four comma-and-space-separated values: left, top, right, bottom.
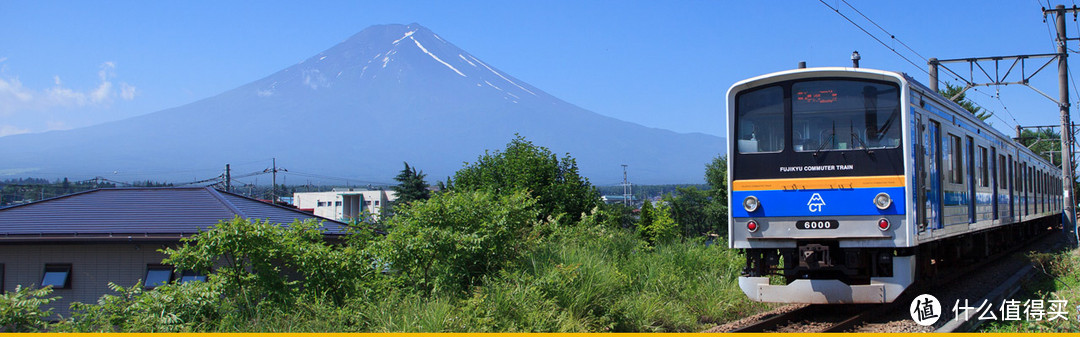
600, 195, 638, 205
0, 187, 347, 317
292, 188, 397, 222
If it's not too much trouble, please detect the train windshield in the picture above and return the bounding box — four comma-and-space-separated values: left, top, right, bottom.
736, 86, 785, 153
792, 80, 900, 152
735, 78, 901, 154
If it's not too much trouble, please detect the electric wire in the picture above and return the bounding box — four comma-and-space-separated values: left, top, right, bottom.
819, 0, 1005, 126
818, 0, 928, 76
840, 0, 930, 62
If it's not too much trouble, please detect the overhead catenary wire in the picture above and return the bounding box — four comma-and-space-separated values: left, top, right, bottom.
817, 0, 928, 76
819, 0, 1010, 129
840, 0, 930, 62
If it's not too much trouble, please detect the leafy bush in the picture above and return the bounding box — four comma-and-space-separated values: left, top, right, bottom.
451, 135, 598, 222
0, 285, 57, 332
374, 189, 538, 295
637, 200, 678, 245
162, 217, 379, 310
59, 281, 223, 332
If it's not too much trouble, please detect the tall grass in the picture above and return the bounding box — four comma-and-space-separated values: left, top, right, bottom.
55, 222, 770, 332
982, 249, 1080, 332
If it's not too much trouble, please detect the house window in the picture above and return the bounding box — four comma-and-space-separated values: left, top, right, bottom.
374, 201, 380, 206
0, 263, 4, 292
145, 265, 173, 289
317, 201, 327, 207
41, 264, 72, 289
335, 201, 342, 206
179, 270, 208, 283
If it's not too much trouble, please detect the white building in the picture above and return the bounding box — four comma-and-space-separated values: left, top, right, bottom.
292, 188, 397, 222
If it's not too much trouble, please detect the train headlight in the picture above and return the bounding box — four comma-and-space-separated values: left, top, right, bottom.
747, 220, 759, 232
873, 192, 892, 210
743, 195, 760, 212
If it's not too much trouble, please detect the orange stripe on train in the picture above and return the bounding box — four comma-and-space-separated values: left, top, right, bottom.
732, 175, 906, 191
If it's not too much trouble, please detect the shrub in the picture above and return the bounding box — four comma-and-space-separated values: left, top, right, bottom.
451, 135, 598, 223
60, 281, 223, 332
375, 189, 539, 295
0, 285, 57, 332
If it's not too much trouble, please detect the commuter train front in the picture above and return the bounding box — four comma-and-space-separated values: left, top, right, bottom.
727, 68, 917, 304
727, 67, 1063, 304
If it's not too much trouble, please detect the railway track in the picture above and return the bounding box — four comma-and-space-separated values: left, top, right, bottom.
724, 227, 1061, 333
729, 303, 896, 332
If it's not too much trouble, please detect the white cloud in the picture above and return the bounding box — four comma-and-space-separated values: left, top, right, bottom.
120, 83, 136, 100
45, 120, 70, 131
0, 125, 30, 137
0, 61, 137, 117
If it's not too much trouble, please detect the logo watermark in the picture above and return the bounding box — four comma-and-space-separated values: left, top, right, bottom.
910, 294, 941, 326
911, 295, 1074, 325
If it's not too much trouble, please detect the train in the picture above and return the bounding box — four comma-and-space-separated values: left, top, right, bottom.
726, 66, 1063, 304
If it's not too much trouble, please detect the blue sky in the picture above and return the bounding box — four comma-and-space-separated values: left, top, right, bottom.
0, 0, 1072, 139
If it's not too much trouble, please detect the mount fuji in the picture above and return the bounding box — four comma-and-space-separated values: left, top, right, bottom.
0, 24, 724, 185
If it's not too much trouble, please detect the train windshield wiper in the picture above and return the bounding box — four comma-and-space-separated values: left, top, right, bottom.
850, 132, 874, 155
814, 133, 834, 157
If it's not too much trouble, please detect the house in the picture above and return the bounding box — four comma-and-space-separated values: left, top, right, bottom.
0, 187, 348, 317
292, 188, 397, 222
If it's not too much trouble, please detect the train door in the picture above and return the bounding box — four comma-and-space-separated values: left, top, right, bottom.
991, 147, 998, 220
967, 137, 975, 223
926, 120, 943, 230
915, 113, 926, 232
1008, 155, 1015, 219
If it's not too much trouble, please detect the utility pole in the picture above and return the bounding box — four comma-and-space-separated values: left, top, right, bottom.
1048, 4, 1077, 245
265, 158, 287, 203
272, 158, 277, 203
923, 5, 1078, 245
621, 164, 631, 207
225, 164, 231, 193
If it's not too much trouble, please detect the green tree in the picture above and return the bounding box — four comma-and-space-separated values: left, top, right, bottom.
374, 190, 538, 294
663, 186, 712, 238
704, 155, 729, 239
939, 83, 992, 121
162, 217, 378, 310
636, 199, 677, 245
1019, 128, 1065, 167
450, 135, 598, 222
391, 162, 431, 205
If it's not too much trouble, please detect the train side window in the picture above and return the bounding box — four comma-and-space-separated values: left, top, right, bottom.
979, 146, 989, 187
948, 134, 962, 184
998, 155, 1007, 188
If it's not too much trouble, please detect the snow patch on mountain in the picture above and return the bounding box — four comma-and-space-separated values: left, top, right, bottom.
466, 55, 536, 96
459, 54, 477, 67
392, 30, 416, 44
410, 36, 466, 77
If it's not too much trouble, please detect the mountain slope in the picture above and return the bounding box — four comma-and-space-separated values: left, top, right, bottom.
0, 24, 724, 185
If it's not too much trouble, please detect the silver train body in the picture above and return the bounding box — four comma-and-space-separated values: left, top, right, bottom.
726, 67, 1062, 303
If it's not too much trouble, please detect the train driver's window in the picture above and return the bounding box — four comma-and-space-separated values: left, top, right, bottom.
792, 80, 900, 152
736, 86, 784, 153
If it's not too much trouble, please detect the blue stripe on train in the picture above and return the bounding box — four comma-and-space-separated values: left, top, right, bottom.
731, 187, 906, 217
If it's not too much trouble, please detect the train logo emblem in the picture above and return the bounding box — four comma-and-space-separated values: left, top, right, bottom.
910, 294, 941, 326
807, 193, 826, 212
